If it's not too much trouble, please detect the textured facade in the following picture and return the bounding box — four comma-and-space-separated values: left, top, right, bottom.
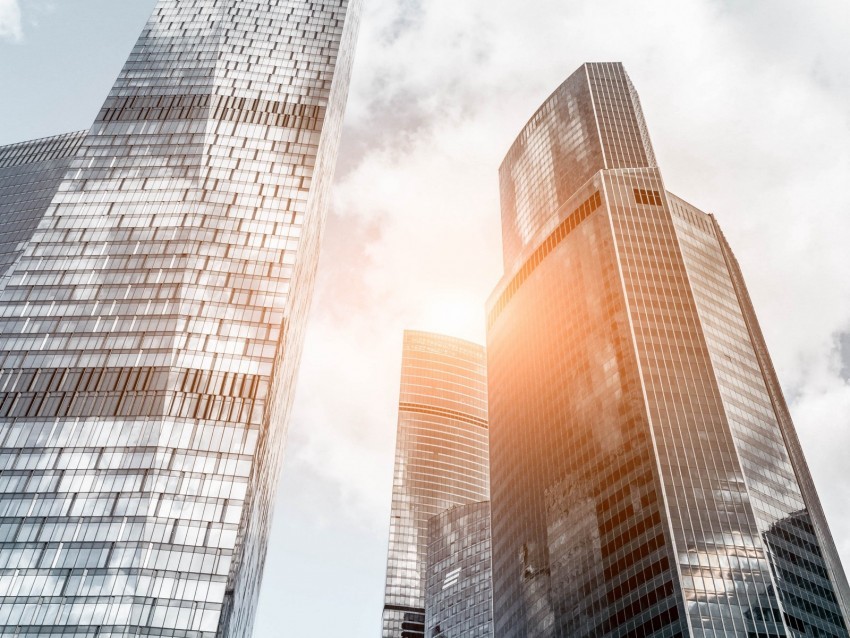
0, 1, 361, 636
426, 501, 493, 638
381, 331, 490, 638
0, 131, 87, 279
486, 62, 850, 638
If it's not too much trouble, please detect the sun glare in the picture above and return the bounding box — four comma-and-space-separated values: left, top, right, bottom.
417, 291, 486, 344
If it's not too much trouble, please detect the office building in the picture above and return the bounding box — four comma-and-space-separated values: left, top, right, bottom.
381, 331, 491, 638
486, 62, 850, 638
0, 1, 361, 635
426, 500, 493, 638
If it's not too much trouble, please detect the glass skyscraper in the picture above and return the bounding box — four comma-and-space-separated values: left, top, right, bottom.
0, 1, 360, 636
426, 501, 493, 638
486, 62, 850, 638
381, 331, 491, 638
0, 132, 88, 279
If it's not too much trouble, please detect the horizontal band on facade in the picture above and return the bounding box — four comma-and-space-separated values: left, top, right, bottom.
398, 402, 487, 429
96, 94, 326, 131
0, 366, 264, 398
0, 390, 263, 422
383, 604, 426, 615
487, 190, 602, 329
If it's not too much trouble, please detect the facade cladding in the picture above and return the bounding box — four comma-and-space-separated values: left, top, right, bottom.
0, 1, 360, 637
0, 132, 87, 278
426, 501, 493, 638
486, 62, 850, 638
381, 331, 490, 638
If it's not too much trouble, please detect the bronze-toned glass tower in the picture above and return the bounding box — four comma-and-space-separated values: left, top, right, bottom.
381, 331, 491, 638
486, 62, 850, 638
0, 1, 361, 636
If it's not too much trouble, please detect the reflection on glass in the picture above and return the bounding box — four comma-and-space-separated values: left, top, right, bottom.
381, 331, 490, 638
0, 1, 361, 636
426, 501, 493, 638
487, 62, 850, 638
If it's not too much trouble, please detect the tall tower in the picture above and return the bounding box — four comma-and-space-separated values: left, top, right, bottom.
426, 501, 494, 638
381, 331, 491, 638
0, 1, 361, 636
486, 62, 850, 638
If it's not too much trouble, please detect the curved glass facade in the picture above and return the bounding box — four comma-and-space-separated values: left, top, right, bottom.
0, 1, 361, 636
498, 63, 655, 273
486, 62, 850, 638
381, 331, 489, 638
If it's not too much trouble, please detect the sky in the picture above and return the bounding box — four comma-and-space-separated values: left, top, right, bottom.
2, 0, 850, 636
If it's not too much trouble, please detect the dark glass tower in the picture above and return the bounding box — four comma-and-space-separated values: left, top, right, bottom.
0, 1, 361, 636
426, 501, 493, 638
486, 62, 850, 638
381, 331, 491, 638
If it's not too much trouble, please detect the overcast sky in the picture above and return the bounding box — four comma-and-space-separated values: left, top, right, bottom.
2, 1, 850, 636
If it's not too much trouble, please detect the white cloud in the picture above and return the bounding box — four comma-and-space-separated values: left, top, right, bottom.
0, 0, 22, 41
264, 0, 850, 632
296, 0, 850, 529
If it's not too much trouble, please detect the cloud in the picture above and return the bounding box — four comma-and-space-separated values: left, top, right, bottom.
0, 0, 22, 41
299, 0, 850, 524
266, 0, 850, 631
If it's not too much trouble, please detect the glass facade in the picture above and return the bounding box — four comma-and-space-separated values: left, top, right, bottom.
0, 132, 87, 279
0, 1, 361, 636
486, 62, 850, 638
498, 62, 655, 273
381, 331, 490, 638
426, 501, 493, 638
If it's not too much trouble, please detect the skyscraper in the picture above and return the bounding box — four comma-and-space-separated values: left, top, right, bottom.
486, 62, 850, 638
426, 501, 493, 638
0, 1, 360, 636
381, 330, 491, 638
0, 132, 87, 279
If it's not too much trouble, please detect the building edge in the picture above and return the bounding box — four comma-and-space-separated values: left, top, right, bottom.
218, 1, 364, 636
713, 216, 850, 623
